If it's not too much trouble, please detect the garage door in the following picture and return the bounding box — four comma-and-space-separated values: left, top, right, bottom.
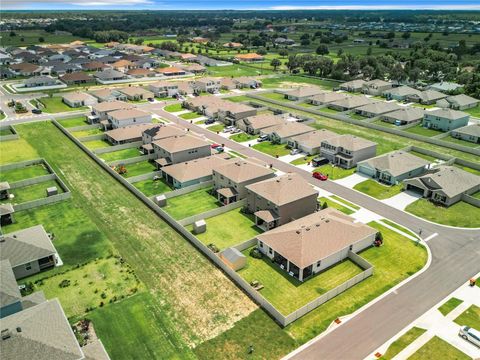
357, 165, 375, 177
406, 184, 425, 195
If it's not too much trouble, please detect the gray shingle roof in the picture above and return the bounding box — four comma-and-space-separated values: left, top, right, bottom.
414, 166, 480, 197
451, 124, 480, 137
427, 108, 469, 120
0, 259, 21, 310
358, 151, 430, 177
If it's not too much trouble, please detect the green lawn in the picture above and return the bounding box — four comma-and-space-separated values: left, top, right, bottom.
239, 249, 363, 314
349, 113, 369, 120
163, 103, 183, 112
2, 201, 112, 273
0, 127, 13, 136
0, 179, 64, 205
179, 112, 202, 120
454, 164, 480, 176
57, 116, 88, 128
318, 107, 341, 114
87, 292, 195, 360
252, 142, 290, 157
353, 179, 403, 200
31, 257, 143, 318
0, 30, 88, 47
439, 298, 464, 316
454, 305, 480, 330
39, 97, 87, 113
83, 139, 111, 150
0, 138, 39, 163
261, 75, 339, 90
379, 219, 418, 239
121, 160, 156, 178
290, 154, 315, 165
99, 148, 142, 162
0, 163, 50, 183
163, 187, 220, 220
408, 150, 438, 162
297, 101, 318, 108
71, 127, 103, 138
132, 178, 172, 196
464, 105, 480, 118
260, 92, 289, 101
229, 132, 258, 142
187, 208, 261, 249
194, 309, 296, 360
287, 223, 427, 343
408, 336, 471, 360
405, 124, 443, 137
406, 199, 480, 228
207, 124, 226, 133
381, 327, 427, 360
442, 135, 480, 148
318, 197, 355, 215
206, 64, 269, 77
225, 95, 251, 103
330, 195, 361, 210
312, 164, 356, 180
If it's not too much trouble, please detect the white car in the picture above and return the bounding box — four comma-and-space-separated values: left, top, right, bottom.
222, 126, 235, 133
231, 128, 242, 134
459, 326, 480, 347
290, 149, 302, 155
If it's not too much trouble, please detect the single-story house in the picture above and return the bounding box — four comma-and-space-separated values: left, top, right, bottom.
152, 134, 212, 167
407, 90, 447, 105
450, 124, 480, 144
62, 92, 97, 108
262, 122, 313, 144
362, 79, 393, 96
212, 159, 275, 205
219, 248, 246, 271
148, 81, 179, 98
233, 77, 262, 89
93, 68, 127, 82
234, 53, 264, 62
404, 166, 480, 206
257, 208, 377, 281
381, 108, 425, 126
126, 68, 156, 78
162, 153, 230, 189
236, 114, 286, 134
422, 108, 470, 132
320, 134, 377, 169
104, 123, 158, 145
112, 59, 136, 72
91, 100, 134, 121
354, 102, 401, 118
383, 86, 421, 101
309, 92, 348, 105
287, 129, 338, 155
90, 88, 128, 102
357, 151, 430, 185
0, 225, 58, 280
155, 67, 186, 77
283, 86, 324, 101
59, 71, 93, 85
180, 63, 206, 74
328, 96, 377, 111
107, 108, 152, 129
440, 94, 479, 111
118, 86, 154, 101
9, 62, 42, 76
428, 82, 463, 93
23, 76, 57, 88
220, 78, 236, 90
339, 79, 366, 93
245, 173, 318, 230
82, 61, 108, 71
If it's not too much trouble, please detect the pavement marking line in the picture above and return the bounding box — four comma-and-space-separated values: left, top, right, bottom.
423, 233, 438, 242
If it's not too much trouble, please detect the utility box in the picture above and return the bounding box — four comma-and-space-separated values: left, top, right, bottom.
155, 194, 167, 207
46, 187, 58, 197
193, 219, 206, 234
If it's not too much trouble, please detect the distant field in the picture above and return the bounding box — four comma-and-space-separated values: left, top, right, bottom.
0, 30, 88, 47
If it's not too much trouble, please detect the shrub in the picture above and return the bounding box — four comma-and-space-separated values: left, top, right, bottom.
59, 279, 71, 288
250, 248, 263, 259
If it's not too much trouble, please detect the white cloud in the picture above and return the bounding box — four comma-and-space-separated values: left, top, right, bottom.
270, 5, 480, 10
2, 0, 154, 8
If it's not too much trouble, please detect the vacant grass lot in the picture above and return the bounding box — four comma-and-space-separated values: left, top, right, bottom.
260, 92, 288, 101
261, 75, 338, 90
239, 250, 363, 314
33, 257, 143, 318
409, 336, 470, 360
99, 147, 142, 162
0, 179, 64, 204
39, 97, 87, 113
179, 112, 202, 120
381, 327, 427, 359
12, 122, 256, 349
0, 138, 38, 163
312, 164, 356, 180
206, 64, 268, 77
406, 199, 480, 228
88, 292, 196, 360
163, 187, 220, 220
0, 163, 49, 183
318, 197, 355, 215
163, 103, 183, 112
71, 127, 103, 138
0, 30, 88, 47
194, 309, 296, 360
229, 132, 258, 142
353, 179, 403, 200
187, 208, 261, 250
132, 178, 172, 196
454, 305, 480, 330
286, 223, 427, 342
252, 142, 290, 157
83, 139, 111, 150
438, 297, 464, 316
57, 116, 88, 128
121, 160, 156, 178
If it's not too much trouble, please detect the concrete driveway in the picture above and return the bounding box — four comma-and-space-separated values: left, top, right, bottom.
334, 173, 370, 188
382, 190, 423, 210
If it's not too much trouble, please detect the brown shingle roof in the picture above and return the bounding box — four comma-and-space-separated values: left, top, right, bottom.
213, 160, 274, 183
153, 134, 210, 153
162, 154, 230, 183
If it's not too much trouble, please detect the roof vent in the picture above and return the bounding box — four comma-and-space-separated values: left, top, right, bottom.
16, 327, 21, 333
305, 227, 310, 231
325, 219, 330, 223
1, 329, 11, 340
315, 224, 320, 227
296, 230, 301, 234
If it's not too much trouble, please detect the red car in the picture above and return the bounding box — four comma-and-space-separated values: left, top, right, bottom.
211, 143, 221, 149
312, 172, 328, 181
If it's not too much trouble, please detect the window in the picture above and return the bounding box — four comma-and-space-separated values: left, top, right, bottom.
259, 241, 263, 248
316, 260, 321, 267
268, 248, 273, 255
25, 263, 32, 271
349, 245, 353, 251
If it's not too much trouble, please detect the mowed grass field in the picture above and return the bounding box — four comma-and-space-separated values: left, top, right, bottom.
0, 30, 88, 47
9, 122, 257, 353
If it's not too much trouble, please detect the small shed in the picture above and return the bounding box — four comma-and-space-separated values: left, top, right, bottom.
0, 181, 11, 200
0, 203, 15, 226
219, 247, 246, 271
46, 187, 58, 197
155, 194, 167, 207
193, 219, 206, 234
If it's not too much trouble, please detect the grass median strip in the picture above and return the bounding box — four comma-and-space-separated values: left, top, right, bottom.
454, 305, 480, 329
408, 336, 470, 360
438, 297, 464, 316
381, 326, 427, 359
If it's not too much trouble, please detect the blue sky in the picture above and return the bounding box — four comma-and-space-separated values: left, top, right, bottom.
3, 0, 480, 10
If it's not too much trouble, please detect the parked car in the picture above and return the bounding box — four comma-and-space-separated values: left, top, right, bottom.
204, 118, 215, 125
222, 126, 235, 133
257, 135, 269, 142
32, 108, 42, 114
215, 147, 224, 153
459, 326, 480, 347
290, 148, 301, 155
147, 97, 154, 102
311, 156, 329, 167
312, 172, 328, 181
231, 128, 242, 134
211, 143, 221, 149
